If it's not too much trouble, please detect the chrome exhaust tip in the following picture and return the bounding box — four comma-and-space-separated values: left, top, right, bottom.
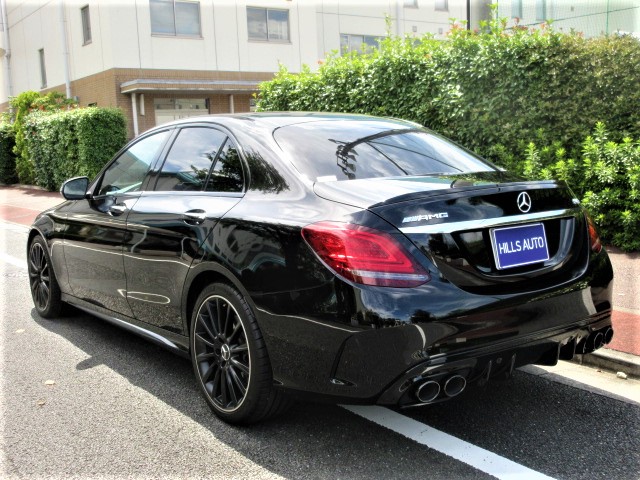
443, 375, 466, 398
604, 327, 614, 345
592, 332, 604, 350
415, 380, 440, 403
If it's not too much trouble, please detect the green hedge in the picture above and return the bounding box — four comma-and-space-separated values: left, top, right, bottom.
23, 107, 127, 191
0, 123, 18, 184
257, 21, 640, 250
258, 28, 640, 161
520, 123, 640, 251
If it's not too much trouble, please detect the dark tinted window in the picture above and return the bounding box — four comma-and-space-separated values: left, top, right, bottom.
273, 120, 496, 182
155, 127, 227, 191
206, 140, 244, 192
99, 130, 170, 196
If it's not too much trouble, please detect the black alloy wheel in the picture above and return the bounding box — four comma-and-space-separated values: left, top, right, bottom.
28, 236, 62, 318
190, 283, 290, 424
193, 294, 250, 412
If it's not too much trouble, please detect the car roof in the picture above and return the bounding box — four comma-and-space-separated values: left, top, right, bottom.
150, 112, 420, 133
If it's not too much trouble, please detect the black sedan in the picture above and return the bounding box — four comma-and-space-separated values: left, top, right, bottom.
28, 113, 614, 424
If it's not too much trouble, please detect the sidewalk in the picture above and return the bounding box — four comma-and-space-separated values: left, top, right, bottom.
1, 184, 638, 375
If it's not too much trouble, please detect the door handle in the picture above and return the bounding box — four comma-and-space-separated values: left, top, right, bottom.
109, 203, 127, 216
182, 209, 206, 225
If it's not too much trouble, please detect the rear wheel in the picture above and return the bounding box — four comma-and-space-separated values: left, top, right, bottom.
28, 235, 62, 319
190, 283, 290, 424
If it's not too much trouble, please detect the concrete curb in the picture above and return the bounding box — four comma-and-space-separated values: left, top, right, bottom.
572, 349, 640, 378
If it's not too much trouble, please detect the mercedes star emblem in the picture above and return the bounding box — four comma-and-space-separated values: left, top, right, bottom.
517, 192, 532, 213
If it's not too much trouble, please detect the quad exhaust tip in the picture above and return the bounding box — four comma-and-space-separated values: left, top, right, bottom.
444, 375, 467, 398
416, 380, 440, 403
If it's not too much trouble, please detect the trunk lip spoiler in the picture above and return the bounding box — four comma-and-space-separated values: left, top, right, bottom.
399, 208, 581, 235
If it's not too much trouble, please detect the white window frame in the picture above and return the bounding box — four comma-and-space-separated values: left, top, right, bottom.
247, 7, 290, 43
150, 0, 202, 37
81, 5, 92, 45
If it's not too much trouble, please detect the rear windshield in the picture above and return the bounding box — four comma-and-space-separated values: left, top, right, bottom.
273, 120, 497, 182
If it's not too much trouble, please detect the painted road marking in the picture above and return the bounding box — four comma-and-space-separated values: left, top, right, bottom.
0, 252, 26, 269
342, 405, 555, 480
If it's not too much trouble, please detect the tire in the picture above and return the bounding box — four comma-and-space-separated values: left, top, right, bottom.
190, 283, 290, 425
28, 235, 62, 319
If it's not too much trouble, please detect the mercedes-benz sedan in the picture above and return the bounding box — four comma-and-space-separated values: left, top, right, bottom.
28, 113, 614, 424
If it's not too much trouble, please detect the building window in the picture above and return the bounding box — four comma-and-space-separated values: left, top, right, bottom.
150, 0, 201, 36
404, 0, 418, 7
81, 5, 92, 44
536, 0, 547, 21
435, 0, 448, 11
511, 0, 522, 19
38, 49, 47, 88
340, 34, 383, 54
247, 7, 289, 42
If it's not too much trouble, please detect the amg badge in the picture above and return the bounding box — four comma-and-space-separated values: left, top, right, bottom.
402, 212, 449, 224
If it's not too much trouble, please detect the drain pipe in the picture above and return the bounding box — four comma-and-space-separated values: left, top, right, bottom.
58, 0, 71, 98
1, 0, 12, 100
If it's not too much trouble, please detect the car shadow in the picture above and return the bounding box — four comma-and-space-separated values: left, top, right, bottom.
31, 308, 640, 480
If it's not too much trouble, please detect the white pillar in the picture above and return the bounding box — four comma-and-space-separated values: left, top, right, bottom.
229, 94, 235, 114
131, 93, 139, 136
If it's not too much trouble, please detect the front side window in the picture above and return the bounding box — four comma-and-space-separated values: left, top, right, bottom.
247, 7, 289, 42
155, 127, 227, 191
150, 0, 201, 36
99, 130, 171, 196
81, 5, 92, 44
340, 34, 383, 54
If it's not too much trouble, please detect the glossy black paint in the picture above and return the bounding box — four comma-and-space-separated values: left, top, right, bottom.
30, 113, 613, 408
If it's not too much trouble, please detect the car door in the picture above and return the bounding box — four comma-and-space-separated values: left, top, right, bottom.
122, 126, 245, 333
62, 129, 172, 317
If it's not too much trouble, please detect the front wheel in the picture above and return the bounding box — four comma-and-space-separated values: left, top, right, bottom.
190, 283, 290, 424
28, 235, 62, 319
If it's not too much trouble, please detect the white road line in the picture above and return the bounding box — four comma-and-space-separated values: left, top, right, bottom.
0, 252, 26, 269
342, 405, 556, 480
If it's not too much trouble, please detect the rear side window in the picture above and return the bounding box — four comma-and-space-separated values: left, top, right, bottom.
273, 120, 497, 182
155, 127, 227, 191
205, 140, 244, 192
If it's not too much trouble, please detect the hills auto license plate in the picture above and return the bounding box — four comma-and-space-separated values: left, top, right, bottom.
490, 223, 550, 270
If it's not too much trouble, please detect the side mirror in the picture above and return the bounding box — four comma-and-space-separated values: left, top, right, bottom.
61, 176, 89, 200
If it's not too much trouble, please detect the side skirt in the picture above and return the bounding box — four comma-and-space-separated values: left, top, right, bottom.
62, 294, 190, 358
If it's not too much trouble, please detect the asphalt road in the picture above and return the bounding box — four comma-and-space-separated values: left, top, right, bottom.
1, 222, 639, 480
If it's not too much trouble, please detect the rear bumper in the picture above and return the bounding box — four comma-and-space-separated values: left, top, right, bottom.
258, 248, 614, 406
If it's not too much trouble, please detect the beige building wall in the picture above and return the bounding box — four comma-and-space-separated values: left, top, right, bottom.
0, 0, 493, 138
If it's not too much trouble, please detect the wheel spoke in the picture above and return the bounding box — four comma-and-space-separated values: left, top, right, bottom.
216, 299, 225, 336
228, 320, 242, 342
195, 333, 216, 349
198, 313, 217, 341
211, 368, 221, 399
230, 344, 248, 354
201, 362, 218, 383
230, 357, 249, 374
226, 370, 238, 405
228, 366, 247, 395
206, 301, 220, 336
220, 369, 228, 406
196, 352, 217, 361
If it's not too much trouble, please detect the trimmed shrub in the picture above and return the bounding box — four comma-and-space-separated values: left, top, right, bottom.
521, 123, 640, 251
23, 107, 127, 191
0, 123, 18, 184
257, 22, 640, 167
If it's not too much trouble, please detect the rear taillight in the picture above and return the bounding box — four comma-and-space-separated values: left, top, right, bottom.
586, 214, 602, 253
301, 222, 430, 288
